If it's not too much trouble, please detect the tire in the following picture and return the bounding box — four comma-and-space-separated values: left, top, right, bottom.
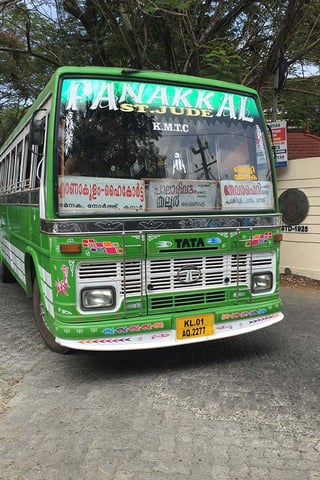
0, 261, 16, 283
32, 277, 69, 354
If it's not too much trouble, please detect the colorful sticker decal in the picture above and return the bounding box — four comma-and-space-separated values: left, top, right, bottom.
55, 265, 70, 296
249, 314, 278, 325
39, 265, 54, 317
206, 237, 222, 245
150, 333, 171, 340
245, 232, 272, 247
57, 307, 73, 315
216, 314, 278, 331
233, 165, 257, 181
126, 302, 142, 310
82, 239, 123, 254
221, 308, 267, 321
156, 241, 173, 249
102, 322, 164, 335
68, 260, 75, 276
79, 338, 132, 345
78, 332, 171, 345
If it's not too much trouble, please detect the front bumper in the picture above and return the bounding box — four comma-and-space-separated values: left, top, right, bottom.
55, 309, 283, 351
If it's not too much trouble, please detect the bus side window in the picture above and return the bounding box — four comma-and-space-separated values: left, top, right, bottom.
0, 160, 4, 193
32, 143, 44, 188
12, 142, 23, 191
23, 136, 32, 189
16, 141, 23, 190
4, 154, 10, 193
7, 149, 15, 192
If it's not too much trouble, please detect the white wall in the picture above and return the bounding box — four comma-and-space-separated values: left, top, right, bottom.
277, 157, 320, 280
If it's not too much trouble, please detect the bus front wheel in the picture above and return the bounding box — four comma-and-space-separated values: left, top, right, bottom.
32, 278, 69, 354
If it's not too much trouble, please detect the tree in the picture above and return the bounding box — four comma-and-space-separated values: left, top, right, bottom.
278, 76, 320, 135
1, 0, 320, 144
0, 3, 54, 143
59, 0, 320, 90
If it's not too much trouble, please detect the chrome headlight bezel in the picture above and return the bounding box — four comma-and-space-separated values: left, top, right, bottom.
251, 272, 273, 293
81, 287, 116, 310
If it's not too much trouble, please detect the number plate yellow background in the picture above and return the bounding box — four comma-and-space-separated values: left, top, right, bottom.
176, 313, 214, 340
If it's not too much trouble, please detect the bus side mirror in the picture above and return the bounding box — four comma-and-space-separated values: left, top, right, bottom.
30, 110, 46, 146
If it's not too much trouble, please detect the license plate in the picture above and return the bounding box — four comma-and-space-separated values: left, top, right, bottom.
176, 313, 214, 340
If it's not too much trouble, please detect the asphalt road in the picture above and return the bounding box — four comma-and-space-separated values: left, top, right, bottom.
0, 281, 319, 480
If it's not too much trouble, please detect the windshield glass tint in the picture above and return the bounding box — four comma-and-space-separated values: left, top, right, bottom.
57, 78, 275, 215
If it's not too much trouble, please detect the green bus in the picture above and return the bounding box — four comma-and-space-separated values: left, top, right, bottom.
0, 66, 283, 353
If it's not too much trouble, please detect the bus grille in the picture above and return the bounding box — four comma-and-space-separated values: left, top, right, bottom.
150, 290, 226, 310
77, 252, 274, 312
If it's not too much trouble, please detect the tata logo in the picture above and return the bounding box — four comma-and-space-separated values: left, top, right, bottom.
175, 238, 205, 249
177, 266, 202, 284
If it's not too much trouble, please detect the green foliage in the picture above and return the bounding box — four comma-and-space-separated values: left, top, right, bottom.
0, 5, 34, 143
280, 77, 320, 135
1, 0, 320, 143
0, 105, 25, 146
201, 42, 243, 83
0, 4, 55, 113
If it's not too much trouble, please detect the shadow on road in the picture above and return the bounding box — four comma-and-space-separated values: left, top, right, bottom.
63, 328, 282, 379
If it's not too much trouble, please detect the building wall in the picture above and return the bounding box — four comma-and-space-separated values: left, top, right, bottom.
276, 157, 320, 280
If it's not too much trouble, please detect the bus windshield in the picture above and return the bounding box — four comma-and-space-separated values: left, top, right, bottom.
57, 77, 275, 216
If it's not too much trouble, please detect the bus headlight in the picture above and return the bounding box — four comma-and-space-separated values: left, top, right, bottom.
81, 287, 115, 309
252, 273, 273, 293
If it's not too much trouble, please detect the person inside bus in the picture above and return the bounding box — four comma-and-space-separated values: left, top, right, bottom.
64, 154, 80, 176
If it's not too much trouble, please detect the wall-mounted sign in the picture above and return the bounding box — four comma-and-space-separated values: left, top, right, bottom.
268, 120, 288, 167
281, 225, 309, 233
